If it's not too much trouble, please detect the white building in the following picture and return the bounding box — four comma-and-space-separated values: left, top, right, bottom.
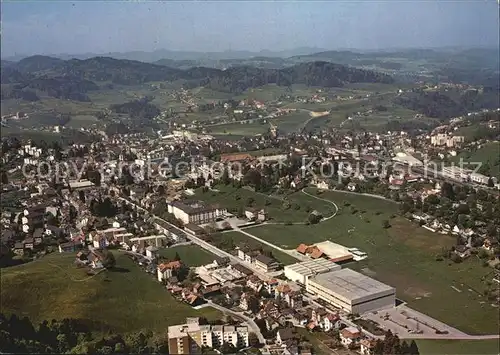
168, 320, 249, 354
306, 268, 395, 314
470, 172, 493, 185
168, 200, 226, 225
284, 259, 340, 285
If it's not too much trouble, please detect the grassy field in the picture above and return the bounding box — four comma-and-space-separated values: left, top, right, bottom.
244, 189, 498, 335
205, 122, 270, 136
222, 231, 299, 266
416, 339, 500, 355
272, 111, 313, 134
189, 185, 336, 223
0, 251, 221, 334
158, 244, 217, 266
450, 142, 500, 178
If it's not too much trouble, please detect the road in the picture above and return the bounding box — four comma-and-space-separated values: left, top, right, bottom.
197, 301, 266, 344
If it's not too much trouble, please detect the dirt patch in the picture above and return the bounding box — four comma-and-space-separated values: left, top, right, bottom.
404, 287, 432, 298
388, 218, 454, 253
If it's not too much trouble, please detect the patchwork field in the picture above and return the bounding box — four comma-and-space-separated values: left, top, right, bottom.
0, 251, 221, 334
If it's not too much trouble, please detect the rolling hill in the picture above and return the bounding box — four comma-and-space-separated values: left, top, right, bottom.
1, 56, 394, 96
0, 251, 220, 334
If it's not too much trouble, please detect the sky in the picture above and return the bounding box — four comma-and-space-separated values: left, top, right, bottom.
1, 0, 499, 58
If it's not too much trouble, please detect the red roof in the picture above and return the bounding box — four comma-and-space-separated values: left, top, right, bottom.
329, 254, 353, 263
296, 243, 309, 254
306, 246, 324, 259
221, 153, 253, 163
158, 260, 182, 272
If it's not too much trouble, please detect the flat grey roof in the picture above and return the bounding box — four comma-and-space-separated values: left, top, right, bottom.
285, 259, 340, 276
309, 268, 395, 304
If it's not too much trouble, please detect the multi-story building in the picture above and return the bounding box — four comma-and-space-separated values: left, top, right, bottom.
167, 200, 226, 225
168, 318, 249, 354
441, 166, 471, 182
430, 134, 464, 147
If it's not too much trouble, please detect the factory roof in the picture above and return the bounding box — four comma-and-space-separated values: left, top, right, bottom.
309, 268, 395, 304
285, 258, 340, 276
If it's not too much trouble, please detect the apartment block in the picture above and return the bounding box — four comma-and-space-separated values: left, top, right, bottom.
168, 318, 249, 354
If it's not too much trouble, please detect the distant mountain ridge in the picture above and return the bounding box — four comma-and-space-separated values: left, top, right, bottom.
0, 55, 394, 99
2, 47, 328, 63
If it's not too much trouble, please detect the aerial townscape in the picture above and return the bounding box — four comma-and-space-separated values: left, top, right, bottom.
1, 1, 499, 355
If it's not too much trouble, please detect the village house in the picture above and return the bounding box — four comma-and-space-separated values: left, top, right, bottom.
254, 254, 279, 273
276, 327, 298, 346
145, 245, 158, 259
340, 327, 362, 347
360, 339, 377, 355
157, 260, 183, 282
244, 208, 268, 222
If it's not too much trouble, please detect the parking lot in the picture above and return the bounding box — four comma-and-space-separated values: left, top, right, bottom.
363, 304, 468, 337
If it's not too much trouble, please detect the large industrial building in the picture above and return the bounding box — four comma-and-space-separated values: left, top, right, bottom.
284, 259, 340, 284
306, 268, 396, 314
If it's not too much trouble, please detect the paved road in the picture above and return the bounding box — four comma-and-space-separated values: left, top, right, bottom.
301, 188, 339, 221
198, 301, 266, 344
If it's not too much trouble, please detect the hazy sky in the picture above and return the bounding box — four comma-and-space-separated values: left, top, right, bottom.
1, 0, 499, 57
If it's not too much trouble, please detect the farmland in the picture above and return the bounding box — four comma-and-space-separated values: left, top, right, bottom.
0, 251, 221, 334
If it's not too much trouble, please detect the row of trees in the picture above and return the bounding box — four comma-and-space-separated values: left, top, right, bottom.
0, 313, 171, 354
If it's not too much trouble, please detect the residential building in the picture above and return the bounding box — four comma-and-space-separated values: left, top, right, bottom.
340, 327, 362, 347
168, 318, 249, 354
254, 254, 279, 272
360, 339, 377, 355
157, 261, 183, 282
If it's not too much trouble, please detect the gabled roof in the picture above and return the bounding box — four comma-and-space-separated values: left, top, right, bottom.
158, 260, 182, 272
296, 243, 309, 254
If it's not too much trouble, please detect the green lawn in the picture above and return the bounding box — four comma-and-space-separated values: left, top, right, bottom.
205, 122, 270, 136
158, 245, 217, 266
0, 251, 221, 334
190, 185, 336, 223
272, 111, 312, 134
416, 339, 500, 355
246, 189, 498, 335
450, 142, 500, 178
223, 231, 299, 266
